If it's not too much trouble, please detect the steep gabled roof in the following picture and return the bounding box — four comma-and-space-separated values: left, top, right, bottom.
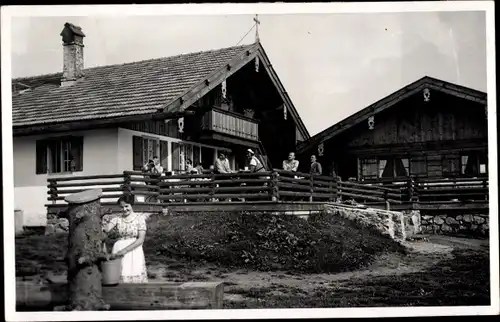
297, 76, 487, 154
12, 42, 310, 140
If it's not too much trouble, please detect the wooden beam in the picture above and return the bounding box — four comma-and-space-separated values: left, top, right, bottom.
167, 201, 326, 213
415, 202, 489, 211
162, 44, 260, 114
16, 281, 224, 311
13, 111, 195, 137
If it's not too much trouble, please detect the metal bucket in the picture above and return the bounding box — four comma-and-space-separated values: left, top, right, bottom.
101, 258, 122, 286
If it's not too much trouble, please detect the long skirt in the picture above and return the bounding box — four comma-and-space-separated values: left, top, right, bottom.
112, 238, 148, 283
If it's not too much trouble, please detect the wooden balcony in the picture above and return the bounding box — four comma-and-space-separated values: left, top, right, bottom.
201, 107, 259, 142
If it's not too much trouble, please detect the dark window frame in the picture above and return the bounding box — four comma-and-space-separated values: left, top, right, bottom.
36, 136, 83, 175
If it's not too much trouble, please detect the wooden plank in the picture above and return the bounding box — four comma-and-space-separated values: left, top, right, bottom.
167, 201, 326, 213
47, 174, 124, 182
416, 202, 489, 211
49, 180, 125, 188
13, 111, 196, 137
16, 281, 224, 310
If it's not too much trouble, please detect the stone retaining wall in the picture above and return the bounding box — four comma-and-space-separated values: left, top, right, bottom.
420, 212, 489, 236
324, 204, 421, 242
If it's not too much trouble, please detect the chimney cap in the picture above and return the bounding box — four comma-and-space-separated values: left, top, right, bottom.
60, 22, 85, 43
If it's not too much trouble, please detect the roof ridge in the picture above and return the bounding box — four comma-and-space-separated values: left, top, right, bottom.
12, 43, 255, 82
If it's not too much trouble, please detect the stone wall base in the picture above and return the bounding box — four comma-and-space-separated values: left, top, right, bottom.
420, 212, 489, 237
324, 204, 421, 243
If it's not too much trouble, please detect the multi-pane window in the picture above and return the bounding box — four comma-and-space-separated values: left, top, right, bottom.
133, 136, 167, 172
360, 158, 378, 180
36, 136, 83, 174
460, 152, 488, 176
359, 156, 424, 180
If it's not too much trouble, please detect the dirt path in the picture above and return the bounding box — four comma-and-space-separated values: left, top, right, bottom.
20, 235, 488, 306
144, 235, 489, 304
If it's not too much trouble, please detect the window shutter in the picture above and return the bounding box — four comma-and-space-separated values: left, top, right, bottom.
172, 142, 180, 171
70, 136, 84, 171
133, 136, 144, 170
160, 140, 169, 171
36, 140, 48, 174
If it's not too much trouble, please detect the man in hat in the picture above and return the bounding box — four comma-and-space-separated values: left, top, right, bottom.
246, 149, 266, 173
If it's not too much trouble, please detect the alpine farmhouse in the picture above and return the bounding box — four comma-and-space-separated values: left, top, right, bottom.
12, 23, 310, 226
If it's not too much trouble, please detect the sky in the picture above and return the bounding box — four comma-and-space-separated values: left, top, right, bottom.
10, 10, 487, 136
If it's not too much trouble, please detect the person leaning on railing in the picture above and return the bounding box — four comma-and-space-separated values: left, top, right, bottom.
283, 152, 299, 172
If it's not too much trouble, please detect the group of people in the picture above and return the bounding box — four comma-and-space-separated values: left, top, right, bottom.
140, 150, 323, 176
282, 152, 323, 176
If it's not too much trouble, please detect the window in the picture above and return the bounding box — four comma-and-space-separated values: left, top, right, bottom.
359, 157, 410, 180
360, 158, 378, 180
36, 136, 83, 174
410, 156, 428, 177
132, 136, 168, 171
442, 155, 460, 177
461, 151, 488, 177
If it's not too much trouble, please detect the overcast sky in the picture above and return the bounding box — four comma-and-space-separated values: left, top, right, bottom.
10, 11, 486, 136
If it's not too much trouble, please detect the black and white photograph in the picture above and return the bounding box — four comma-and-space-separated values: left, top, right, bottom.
2, 2, 498, 320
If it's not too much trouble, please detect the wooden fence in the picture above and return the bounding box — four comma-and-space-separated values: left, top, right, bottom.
48, 171, 487, 213
46, 169, 404, 211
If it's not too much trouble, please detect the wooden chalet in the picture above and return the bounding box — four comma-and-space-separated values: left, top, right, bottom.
297, 76, 489, 212
12, 23, 310, 226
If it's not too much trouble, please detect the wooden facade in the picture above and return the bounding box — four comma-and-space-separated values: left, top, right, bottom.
297, 77, 488, 183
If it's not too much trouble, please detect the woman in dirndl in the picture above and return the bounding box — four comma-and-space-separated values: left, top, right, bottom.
104, 195, 148, 283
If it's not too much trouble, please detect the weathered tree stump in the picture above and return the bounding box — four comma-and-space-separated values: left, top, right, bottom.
59, 188, 110, 311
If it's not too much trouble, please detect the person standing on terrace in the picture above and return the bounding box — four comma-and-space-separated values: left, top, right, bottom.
215, 151, 233, 174
283, 152, 299, 172
247, 149, 266, 173
310, 155, 322, 176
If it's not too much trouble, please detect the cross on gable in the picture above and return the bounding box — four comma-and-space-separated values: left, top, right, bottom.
254, 14, 260, 42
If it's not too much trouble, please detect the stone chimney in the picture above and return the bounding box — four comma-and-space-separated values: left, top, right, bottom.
60, 22, 85, 86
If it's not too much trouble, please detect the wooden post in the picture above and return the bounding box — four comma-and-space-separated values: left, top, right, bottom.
62, 188, 110, 311
209, 173, 216, 202
384, 190, 390, 211
269, 171, 279, 202
48, 179, 58, 205
483, 178, 488, 201
123, 171, 132, 200
309, 175, 314, 203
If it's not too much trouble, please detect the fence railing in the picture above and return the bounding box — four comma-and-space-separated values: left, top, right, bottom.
47, 171, 488, 212
46, 169, 405, 210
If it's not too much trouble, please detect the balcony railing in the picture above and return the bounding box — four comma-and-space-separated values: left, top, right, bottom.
202, 107, 259, 141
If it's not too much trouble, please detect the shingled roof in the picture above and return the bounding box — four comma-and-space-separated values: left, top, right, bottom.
12, 43, 255, 127
297, 76, 487, 154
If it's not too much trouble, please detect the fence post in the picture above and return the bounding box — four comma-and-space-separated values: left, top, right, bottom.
337, 178, 343, 203
330, 176, 337, 202
209, 173, 216, 202
384, 190, 390, 210
48, 179, 58, 205
309, 175, 314, 202
270, 171, 279, 202
483, 178, 488, 201
123, 171, 132, 200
